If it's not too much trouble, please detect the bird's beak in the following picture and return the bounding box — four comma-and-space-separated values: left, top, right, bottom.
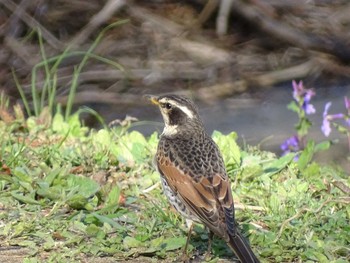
144, 95, 160, 105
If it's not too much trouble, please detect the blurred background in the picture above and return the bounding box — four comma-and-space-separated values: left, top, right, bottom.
0, 0, 349, 169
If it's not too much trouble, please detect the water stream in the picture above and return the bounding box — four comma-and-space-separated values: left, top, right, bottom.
97, 82, 350, 171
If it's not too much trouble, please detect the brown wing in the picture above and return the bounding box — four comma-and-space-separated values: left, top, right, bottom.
158, 156, 236, 241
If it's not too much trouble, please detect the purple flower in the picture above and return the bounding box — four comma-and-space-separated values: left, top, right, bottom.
292, 80, 304, 101
343, 97, 350, 126
292, 80, 316, 115
302, 90, 316, 114
321, 102, 346, 137
344, 96, 350, 112
322, 102, 332, 137
281, 135, 300, 154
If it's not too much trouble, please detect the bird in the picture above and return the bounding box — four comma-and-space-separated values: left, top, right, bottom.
146, 94, 260, 263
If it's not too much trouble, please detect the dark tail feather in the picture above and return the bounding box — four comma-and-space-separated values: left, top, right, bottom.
227, 230, 260, 263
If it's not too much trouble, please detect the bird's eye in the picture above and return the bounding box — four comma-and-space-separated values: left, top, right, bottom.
162, 103, 172, 110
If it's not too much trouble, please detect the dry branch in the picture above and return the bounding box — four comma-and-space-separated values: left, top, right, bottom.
170, 38, 232, 64
197, 59, 318, 100
230, 0, 350, 63
69, 0, 126, 47
216, 0, 233, 36
22, 62, 214, 93
1, 0, 350, 105
249, 59, 318, 86
56, 90, 138, 106
128, 4, 232, 65
4, 36, 38, 67
127, 4, 185, 36
0, 0, 63, 49
193, 0, 218, 28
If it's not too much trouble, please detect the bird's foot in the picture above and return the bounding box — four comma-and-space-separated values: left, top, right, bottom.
178, 252, 190, 263
203, 251, 212, 261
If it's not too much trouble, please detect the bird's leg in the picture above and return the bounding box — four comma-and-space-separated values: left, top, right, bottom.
183, 222, 193, 256
181, 221, 194, 262
204, 230, 214, 260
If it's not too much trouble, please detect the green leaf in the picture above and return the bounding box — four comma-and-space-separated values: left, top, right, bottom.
86, 224, 106, 238
302, 162, 321, 180
312, 251, 329, 262
212, 131, 241, 167
263, 153, 295, 177
66, 194, 88, 209
331, 260, 350, 263
296, 118, 312, 137
287, 101, 300, 113
67, 174, 100, 198
123, 236, 143, 249
269, 194, 281, 214
11, 191, 40, 205
44, 167, 65, 185
128, 131, 148, 162
16, 240, 37, 249
12, 167, 32, 183
162, 237, 186, 251
52, 111, 87, 137
105, 185, 121, 208
298, 140, 315, 170
52, 111, 69, 134
314, 141, 331, 152
92, 129, 111, 147
91, 212, 125, 230
36, 186, 62, 200
112, 131, 148, 164
67, 113, 87, 137
0, 174, 13, 183
26, 117, 37, 131
147, 132, 159, 148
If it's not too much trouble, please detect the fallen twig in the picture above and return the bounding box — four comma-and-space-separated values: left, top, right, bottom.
193, 0, 218, 28
197, 59, 317, 100
21, 64, 214, 93
332, 181, 350, 195
216, 0, 233, 36
128, 4, 232, 65
4, 37, 38, 67
230, 0, 350, 63
56, 90, 139, 106
69, 0, 126, 47
234, 202, 265, 212
0, 0, 63, 49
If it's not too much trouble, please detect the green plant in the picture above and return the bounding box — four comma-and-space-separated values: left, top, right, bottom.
0, 114, 349, 262
13, 20, 128, 120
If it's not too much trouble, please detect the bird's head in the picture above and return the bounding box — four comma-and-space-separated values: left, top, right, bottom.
146, 94, 204, 136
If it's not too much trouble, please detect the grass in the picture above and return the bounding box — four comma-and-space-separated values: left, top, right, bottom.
12, 20, 127, 119
0, 106, 349, 263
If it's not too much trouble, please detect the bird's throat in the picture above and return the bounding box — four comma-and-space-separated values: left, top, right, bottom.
162, 124, 179, 136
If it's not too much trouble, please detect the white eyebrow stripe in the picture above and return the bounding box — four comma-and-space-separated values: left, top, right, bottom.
159, 98, 194, 119
175, 104, 194, 119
